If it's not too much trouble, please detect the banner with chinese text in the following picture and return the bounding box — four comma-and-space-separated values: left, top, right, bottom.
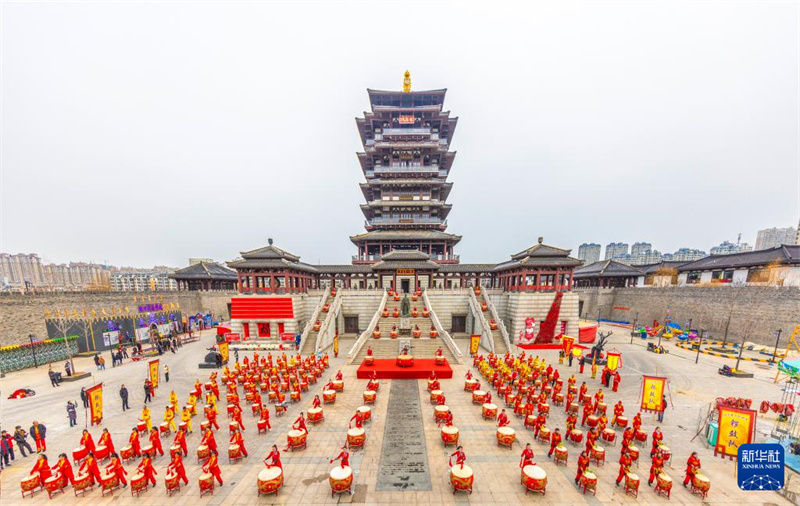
640, 376, 666, 412
148, 359, 159, 388
218, 342, 229, 364
562, 335, 575, 357
469, 335, 481, 355
87, 383, 103, 425
607, 352, 622, 371
715, 406, 756, 459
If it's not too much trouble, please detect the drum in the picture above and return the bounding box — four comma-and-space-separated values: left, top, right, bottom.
504, 392, 515, 406
625, 473, 640, 497
435, 356, 445, 366
434, 405, 450, 422
587, 415, 599, 428
287, 429, 307, 451
441, 426, 459, 446
692, 474, 710, 498
280, 382, 289, 392
482, 403, 498, 419
227, 404, 236, 416
450, 464, 474, 494
120, 445, 134, 462
73, 445, 88, 464
538, 403, 550, 415
464, 379, 478, 391
364, 356, 374, 366
200, 420, 210, 432
661, 445, 672, 463
497, 426, 516, 448
20, 474, 41, 498
308, 407, 324, 424
472, 390, 486, 404
100, 472, 119, 496
581, 471, 597, 494
427, 379, 436, 391
141, 444, 154, 458
430, 390, 443, 404
628, 444, 640, 462
159, 422, 171, 437
260, 382, 269, 391
323, 390, 336, 404
521, 464, 547, 495
245, 391, 255, 403
268, 391, 277, 402
179, 422, 188, 432
596, 402, 607, 415
199, 473, 214, 496
258, 466, 283, 496
568, 402, 579, 414
554, 445, 568, 464
656, 473, 673, 497
170, 445, 181, 458
634, 429, 647, 443
73, 473, 92, 495
347, 427, 366, 449
137, 420, 146, 432
543, 385, 552, 396
257, 419, 269, 433
165, 472, 181, 495
252, 403, 261, 415
602, 428, 616, 444
538, 426, 551, 443
616, 416, 628, 428
290, 391, 301, 402
591, 445, 605, 465
570, 429, 583, 444
332, 380, 344, 392
229, 421, 239, 433
130, 472, 147, 496
197, 444, 210, 462
228, 443, 242, 463
358, 406, 372, 422
554, 393, 564, 405
363, 390, 376, 404
329, 465, 353, 496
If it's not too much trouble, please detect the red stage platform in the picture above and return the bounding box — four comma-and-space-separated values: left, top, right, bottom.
515, 343, 588, 351
357, 359, 453, 379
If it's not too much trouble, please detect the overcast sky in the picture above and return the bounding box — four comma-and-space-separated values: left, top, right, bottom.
2, 1, 799, 267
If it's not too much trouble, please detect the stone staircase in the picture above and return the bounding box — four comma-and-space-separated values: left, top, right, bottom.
353, 333, 456, 363
478, 291, 509, 354
299, 290, 336, 354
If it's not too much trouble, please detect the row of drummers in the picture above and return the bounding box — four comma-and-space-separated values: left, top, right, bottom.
19, 352, 331, 500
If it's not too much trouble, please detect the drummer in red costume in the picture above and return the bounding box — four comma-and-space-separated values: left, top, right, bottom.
438, 410, 454, 427
201, 426, 218, 453
683, 452, 701, 487
484, 391, 493, 404
449, 446, 467, 470
437, 393, 447, 406
31, 454, 52, 487
330, 447, 350, 468
81, 451, 103, 485
435, 347, 443, 357
149, 428, 164, 456
99, 428, 115, 455
105, 453, 128, 487
232, 405, 246, 431
566, 413, 577, 433
612, 370, 621, 392
137, 454, 157, 488
581, 399, 594, 426
174, 427, 188, 457
206, 404, 220, 430
533, 412, 546, 438
230, 427, 248, 458
53, 453, 75, 486
622, 427, 634, 447
615, 449, 632, 486
632, 412, 642, 433
520, 443, 535, 467
259, 405, 271, 431
293, 413, 308, 433
349, 410, 364, 429
548, 428, 562, 457
579, 382, 588, 402
585, 428, 598, 454
366, 346, 373, 357
575, 451, 590, 485
264, 445, 282, 469
651, 427, 664, 457
497, 409, 510, 427
80, 429, 96, 454
335, 370, 343, 381
611, 401, 624, 425
312, 395, 322, 409
129, 427, 141, 456
167, 452, 189, 486
648, 449, 665, 486
202, 449, 223, 486
594, 389, 604, 405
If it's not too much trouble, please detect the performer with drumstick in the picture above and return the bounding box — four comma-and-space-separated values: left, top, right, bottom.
137, 454, 157, 488
575, 451, 590, 485
622, 427, 634, 448
497, 409, 510, 427
293, 413, 308, 433
149, 428, 164, 456
335, 370, 343, 381
52, 453, 75, 486
258, 405, 271, 431
31, 454, 52, 487
330, 446, 350, 468
80, 429, 96, 454
632, 412, 642, 433
578, 382, 588, 403
615, 449, 632, 486
585, 428, 598, 454
311, 395, 321, 409
465, 371, 473, 381
202, 449, 223, 486
520, 443, 535, 468
548, 428, 562, 458
650, 427, 663, 457
129, 427, 141, 457
230, 427, 248, 458
173, 427, 188, 457
566, 412, 577, 434
105, 452, 128, 487
647, 449, 665, 487
438, 410, 454, 428
80, 451, 103, 486
448, 446, 466, 470
533, 412, 546, 438
206, 404, 219, 430
166, 452, 189, 486
349, 410, 364, 429
437, 393, 447, 406
201, 426, 218, 454
611, 401, 624, 426
99, 428, 115, 456
683, 452, 701, 487
232, 405, 246, 432
581, 399, 593, 426
141, 405, 152, 431
264, 445, 282, 469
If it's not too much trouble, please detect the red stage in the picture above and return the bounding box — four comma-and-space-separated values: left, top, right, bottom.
515, 343, 588, 351
357, 359, 453, 379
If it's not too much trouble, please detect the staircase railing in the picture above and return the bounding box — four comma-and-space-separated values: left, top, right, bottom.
422, 290, 463, 363
299, 286, 330, 352
468, 290, 495, 353
482, 291, 512, 351
346, 290, 388, 362
315, 290, 343, 352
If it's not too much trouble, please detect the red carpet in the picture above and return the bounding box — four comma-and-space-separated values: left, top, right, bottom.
357, 359, 453, 379
515, 344, 588, 351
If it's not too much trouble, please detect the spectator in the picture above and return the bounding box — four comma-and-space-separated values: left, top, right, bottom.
143, 381, 152, 403
29, 421, 46, 452
80, 387, 89, 409
14, 426, 33, 457
93, 354, 101, 370
120, 345, 129, 359
67, 401, 78, 427
1, 430, 15, 463
98, 355, 106, 370
164, 364, 170, 383
658, 394, 668, 422
0, 435, 10, 468
48, 368, 60, 388
65, 361, 72, 377
120, 384, 129, 411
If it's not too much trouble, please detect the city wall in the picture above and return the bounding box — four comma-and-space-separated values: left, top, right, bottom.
577, 287, 800, 345
0, 291, 235, 346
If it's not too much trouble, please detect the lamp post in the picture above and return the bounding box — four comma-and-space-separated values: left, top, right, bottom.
631, 311, 639, 344
771, 329, 783, 364
696, 330, 706, 364
735, 332, 747, 372
29, 333, 38, 368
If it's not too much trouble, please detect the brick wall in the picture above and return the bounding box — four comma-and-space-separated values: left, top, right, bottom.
0, 291, 236, 346
576, 287, 800, 345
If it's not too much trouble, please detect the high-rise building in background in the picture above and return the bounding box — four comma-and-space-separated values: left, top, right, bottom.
710, 241, 752, 255
110, 270, 178, 292
631, 242, 652, 257
577, 243, 602, 264
671, 248, 707, 262
755, 227, 797, 250
604, 242, 629, 260
630, 249, 663, 265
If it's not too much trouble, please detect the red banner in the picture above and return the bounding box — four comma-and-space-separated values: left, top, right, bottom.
715, 406, 756, 459
640, 376, 666, 412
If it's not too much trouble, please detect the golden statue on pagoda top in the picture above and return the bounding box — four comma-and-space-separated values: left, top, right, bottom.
402, 70, 411, 93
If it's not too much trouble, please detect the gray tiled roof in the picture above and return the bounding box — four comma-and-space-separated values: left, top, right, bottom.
574, 260, 644, 278
677, 245, 800, 271
170, 262, 238, 281
439, 263, 497, 273
315, 265, 373, 274
227, 258, 318, 273
350, 230, 462, 242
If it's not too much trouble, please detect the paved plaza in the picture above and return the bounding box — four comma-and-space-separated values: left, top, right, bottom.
0, 325, 796, 505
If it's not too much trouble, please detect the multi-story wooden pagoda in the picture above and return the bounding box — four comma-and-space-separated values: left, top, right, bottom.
351, 71, 462, 265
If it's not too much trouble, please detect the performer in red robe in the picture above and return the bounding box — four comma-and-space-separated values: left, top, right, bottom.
149, 428, 164, 456
615, 449, 632, 486
31, 454, 52, 487
137, 455, 157, 487
575, 451, 590, 485
520, 443, 535, 467
80, 452, 103, 485
683, 452, 701, 487
651, 427, 664, 457
173, 428, 188, 457
497, 409, 510, 427
202, 450, 223, 485
349, 410, 364, 429
312, 395, 321, 409
230, 429, 248, 458
611, 401, 624, 426
259, 406, 271, 431
581, 399, 594, 426
292, 413, 308, 433
129, 428, 141, 456
80, 430, 96, 454
330, 447, 350, 468
612, 371, 621, 392
632, 412, 643, 432
105, 453, 128, 487
449, 446, 466, 469
206, 404, 220, 430
201, 427, 218, 453
53, 453, 75, 486
264, 445, 282, 469
99, 429, 116, 456
167, 452, 189, 485
232, 405, 245, 431
648, 450, 665, 486
548, 428, 562, 457
585, 428, 598, 454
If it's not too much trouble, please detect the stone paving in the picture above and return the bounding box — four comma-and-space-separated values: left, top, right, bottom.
0, 325, 796, 505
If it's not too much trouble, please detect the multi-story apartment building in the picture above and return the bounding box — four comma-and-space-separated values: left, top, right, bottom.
604, 242, 629, 260
577, 243, 601, 264
111, 270, 178, 292
671, 248, 707, 262
755, 227, 797, 250
710, 241, 752, 256
630, 249, 663, 265
631, 242, 652, 257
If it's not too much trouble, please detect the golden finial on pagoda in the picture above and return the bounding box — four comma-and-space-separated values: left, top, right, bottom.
402, 70, 411, 93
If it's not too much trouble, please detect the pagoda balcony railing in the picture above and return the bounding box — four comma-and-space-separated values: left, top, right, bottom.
507, 285, 572, 293
352, 253, 460, 262
373, 164, 439, 173
239, 286, 307, 294
368, 217, 445, 225
382, 127, 431, 136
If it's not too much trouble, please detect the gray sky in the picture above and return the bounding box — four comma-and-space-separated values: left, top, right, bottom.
2, 1, 799, 267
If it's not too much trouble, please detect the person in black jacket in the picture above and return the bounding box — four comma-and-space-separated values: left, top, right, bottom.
143, 381, 151, 403
1, 430, 15, 463
67, 401, 78, 427
29, 421, 46, 452
80, 387, 89, 408
0, 436, 10, 468
13, 426, 33, 457
120, 384, 129, 411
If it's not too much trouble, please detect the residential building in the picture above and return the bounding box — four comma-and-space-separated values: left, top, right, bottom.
710, 241, 752, 256
630, 249, 663, 265
631, 242, 652, 257
577, 243, 601, 264
604, 242, 629, 260
111, 270, 178, 292
671, 248, 707, 262
678, 245, 800, 286
755, 227, 797, 250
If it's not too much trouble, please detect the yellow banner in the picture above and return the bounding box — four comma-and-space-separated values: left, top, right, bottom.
469, 334, 481, 355
218, 342, 229, 364
149, 359, 159, 388
640, 376, 665, 412
607, 352, 621, 372
87, 383, 103, 425
715, 407, 756, 458
334, 334, 339, 355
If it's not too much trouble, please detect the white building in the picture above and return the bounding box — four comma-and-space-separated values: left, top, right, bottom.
577, 243, 601, 264
671, 248, 707, 262
111, 271, 178, 292
678, 245, 800, 287
631, 242, 652, 257
604, 242, 629, 260
755, 227, 797, 250
710, 241, 752, 256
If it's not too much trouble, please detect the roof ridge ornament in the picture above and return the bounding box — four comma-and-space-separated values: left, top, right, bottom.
402, 70, 411, 93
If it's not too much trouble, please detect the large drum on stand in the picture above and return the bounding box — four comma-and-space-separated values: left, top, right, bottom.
329, 465, 353, 497
625, 473, 640, 498
581, 471, 597, 495
482, 403, 497, 419
73, 473, 93, 496
434, 406, 450, 423
692, 474, 710, 499
100, 472, 119, 497
308, 407, 324, 424
228, 444, 242, 464
450, 464, 474, 494
197, 444, 210, 463
363, 390, 376, 404
569, 429, 583, 444
441, 426, 459, 446
257, 466, 283, 496
655, 473, 673, 499
464, 379, 478, 391
587, 415, 599, 428
497, 427, 516, 448
357, 406, 372, 423
44, 474, 66, 498
616, 416, 628, 428
287, 430, 307, 451
323, 390, 337, 404
332, 380, 344, 392
73, 445, 88, 465
165, 472, 181, 496
21, 473, 41, 498
601, 428, 616, 445
199, 473, 214, 497
120, 445, 134, 463
590, 445, 605, 465
430, 390, 443, 404
130, 472, 147, 497
347, 428, 366, 450
521, 464, 547, 495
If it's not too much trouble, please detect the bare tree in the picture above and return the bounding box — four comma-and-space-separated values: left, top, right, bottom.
50, 309, 77, 373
